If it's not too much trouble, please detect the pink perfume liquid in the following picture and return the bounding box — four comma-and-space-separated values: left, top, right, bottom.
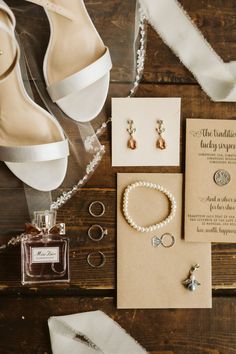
21, 211, 70, 285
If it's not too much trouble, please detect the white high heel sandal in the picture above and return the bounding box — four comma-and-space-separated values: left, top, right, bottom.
26, 0, 112, 123
0, 0, 69, 191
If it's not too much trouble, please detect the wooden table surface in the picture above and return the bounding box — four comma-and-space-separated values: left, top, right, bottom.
1, 1, 236, 353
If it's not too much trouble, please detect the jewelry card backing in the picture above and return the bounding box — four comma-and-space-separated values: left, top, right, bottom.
117, 173, 212, 309
111, 98, 181, 166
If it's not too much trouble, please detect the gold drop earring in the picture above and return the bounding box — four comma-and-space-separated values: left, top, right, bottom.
156, 120, 166, 150
127, 120, 137, 150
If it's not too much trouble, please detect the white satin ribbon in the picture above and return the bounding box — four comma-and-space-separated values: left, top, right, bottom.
48, 311, 147, 354
140, 0, 236, 102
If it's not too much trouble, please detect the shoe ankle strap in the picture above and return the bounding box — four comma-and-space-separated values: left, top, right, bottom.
25, 0, 79, 22
0, 0, 16, 28
0, 6, 19, 83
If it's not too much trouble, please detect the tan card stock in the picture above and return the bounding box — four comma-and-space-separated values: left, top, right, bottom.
112, 98, 180, 166
185, 119, 236, 243
117, 173, 212, 309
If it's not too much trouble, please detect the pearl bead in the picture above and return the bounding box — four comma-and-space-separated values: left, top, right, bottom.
123, 181, 176, 232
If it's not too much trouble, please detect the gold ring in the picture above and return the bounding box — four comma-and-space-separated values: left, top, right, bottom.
161, 233, 175, 248
89, 201, 105, 217
87, 251, 106, 268
88, 224, 108, 242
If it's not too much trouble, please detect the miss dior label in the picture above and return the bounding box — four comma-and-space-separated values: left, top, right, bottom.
185, 119, 236, 243
31, 247, 60, 263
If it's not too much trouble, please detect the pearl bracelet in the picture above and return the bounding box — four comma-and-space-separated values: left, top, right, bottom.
123, 181, 177, 233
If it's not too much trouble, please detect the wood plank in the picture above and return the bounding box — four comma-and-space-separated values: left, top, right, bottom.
1, 189, 236, 294
1, 80, 236, 293
9, 0, 138, 82
87, 82, 236, 189
8, 0, 236, 85
144, 0, 236, 84
1, 82, 236, 189
1, 296, 236, 354
1, 0, 236, 353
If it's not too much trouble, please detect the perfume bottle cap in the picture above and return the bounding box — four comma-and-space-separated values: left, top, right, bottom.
33, 210, 57, 230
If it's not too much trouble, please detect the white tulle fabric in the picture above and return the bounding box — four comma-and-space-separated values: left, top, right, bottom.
140, 0, 236, 102
48, 311, 147, 354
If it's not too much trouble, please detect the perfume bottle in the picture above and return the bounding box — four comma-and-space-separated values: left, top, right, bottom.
21, 210, 70, 285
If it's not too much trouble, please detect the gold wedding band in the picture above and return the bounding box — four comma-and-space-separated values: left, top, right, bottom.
89, 201, 105, 217
87, 251, 106, 268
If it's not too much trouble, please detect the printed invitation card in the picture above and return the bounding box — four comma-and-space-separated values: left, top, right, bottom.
185, 119, 236, 242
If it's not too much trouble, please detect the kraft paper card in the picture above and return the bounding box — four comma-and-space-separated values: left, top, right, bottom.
185, 119, 236, 243
117, 173, 212, 309
112, 98, 181, 166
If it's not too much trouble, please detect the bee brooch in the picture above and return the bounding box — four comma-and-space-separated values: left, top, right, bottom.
182, 264, 201, 292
